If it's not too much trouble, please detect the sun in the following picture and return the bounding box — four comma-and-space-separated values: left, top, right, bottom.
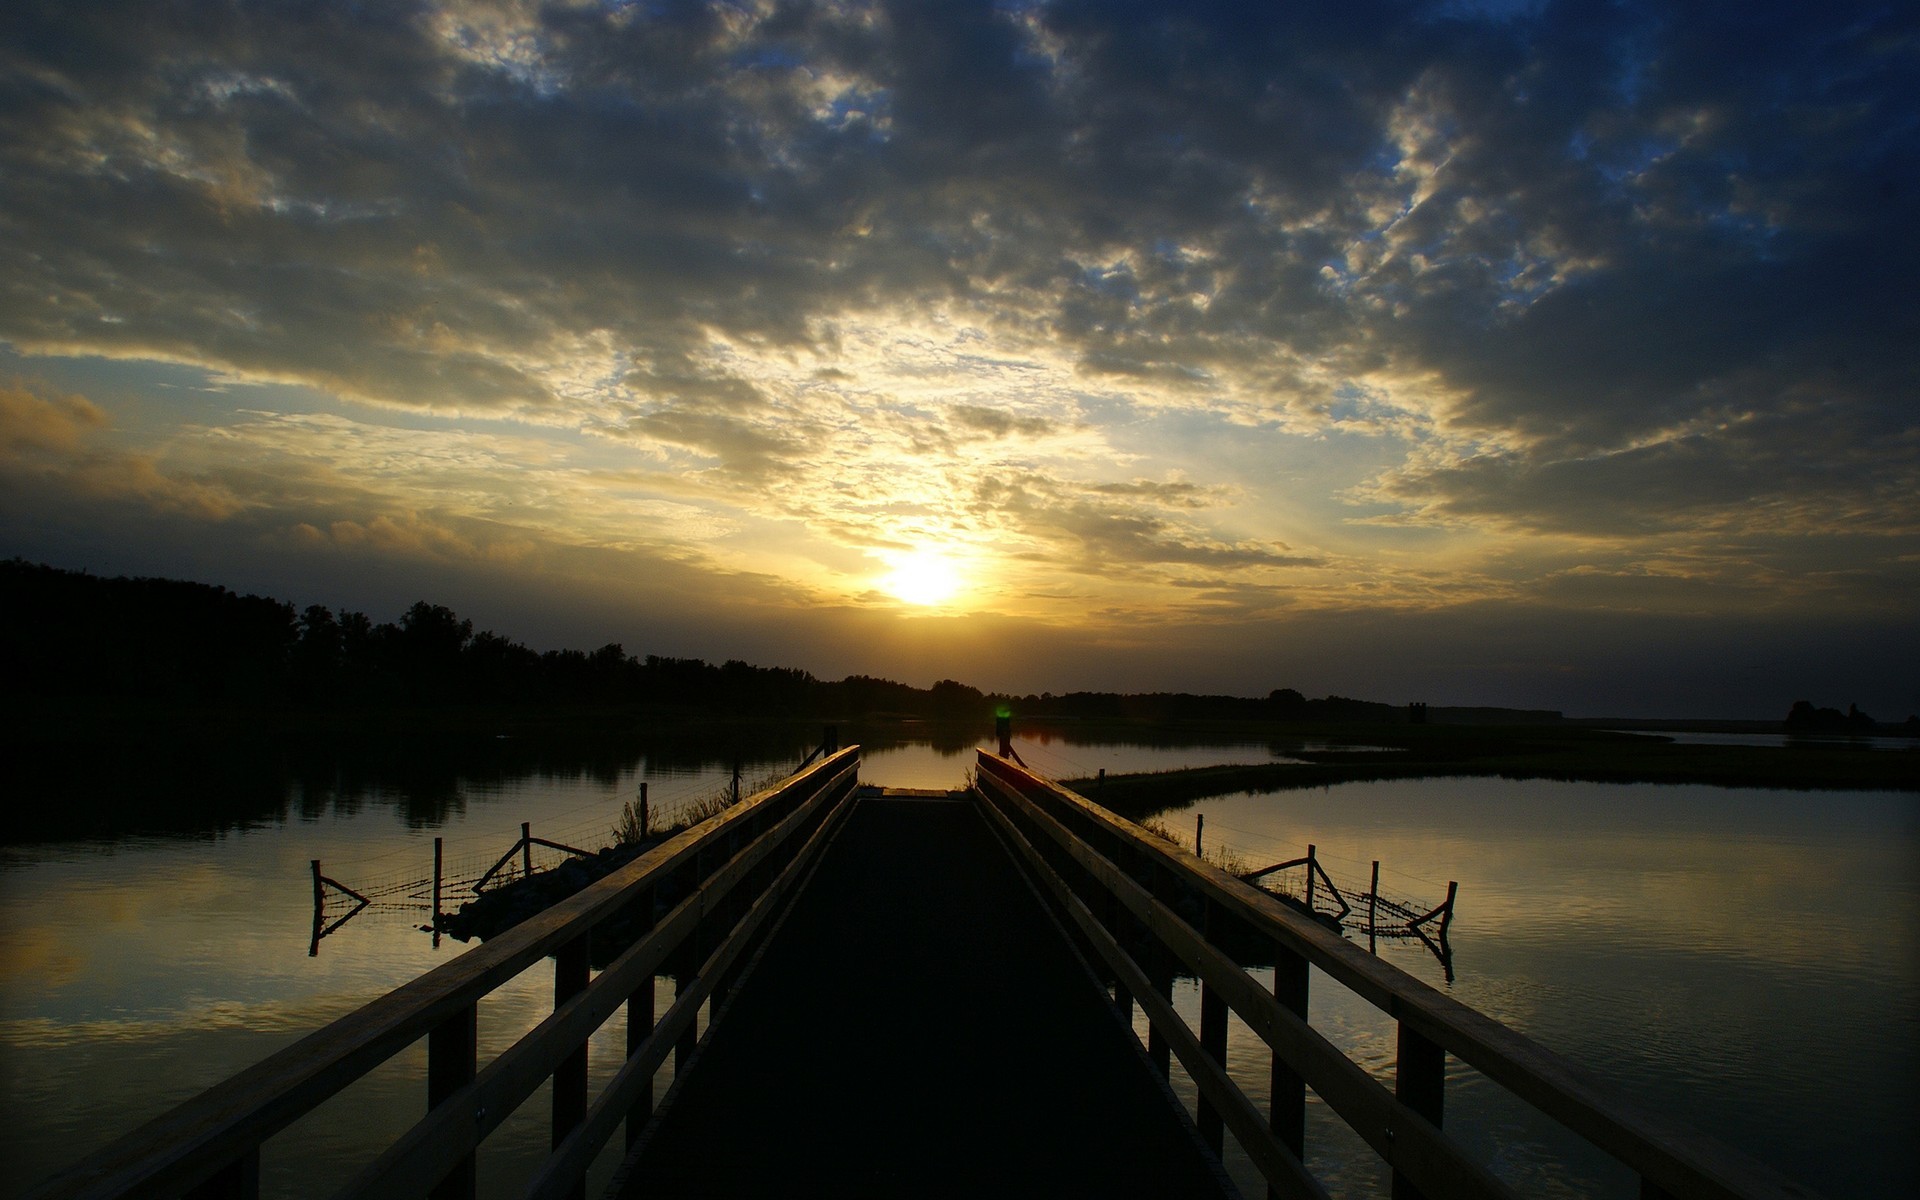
877, 549, 964, 607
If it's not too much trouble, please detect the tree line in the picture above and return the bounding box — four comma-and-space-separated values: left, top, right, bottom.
0, 561, 978, 715
0, 560, 1551, 725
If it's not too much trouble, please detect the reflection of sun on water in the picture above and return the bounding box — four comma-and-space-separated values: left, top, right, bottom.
878, 549, 964, 607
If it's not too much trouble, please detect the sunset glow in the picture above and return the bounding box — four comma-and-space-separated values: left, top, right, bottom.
878, 550, 966, 609
0, 1, 1911, 717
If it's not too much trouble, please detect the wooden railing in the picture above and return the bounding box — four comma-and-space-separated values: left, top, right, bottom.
31, 747, 862, 1200
972, 751, 1822, 1200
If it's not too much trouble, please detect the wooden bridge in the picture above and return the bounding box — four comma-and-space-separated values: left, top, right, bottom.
32, 746, 1821, 1199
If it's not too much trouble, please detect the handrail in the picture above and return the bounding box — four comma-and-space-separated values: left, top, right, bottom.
973, 751, 1821, 1200
30, 747, 862, 1200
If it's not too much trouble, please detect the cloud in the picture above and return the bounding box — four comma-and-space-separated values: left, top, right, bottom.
0, 379, 248, 518
1, 0, 1913, 713
949, 404, 1056, 439
0, 381, 106, 454
972, 471, 1322, 573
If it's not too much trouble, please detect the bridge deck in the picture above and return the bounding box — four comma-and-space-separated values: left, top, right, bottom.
621, 788, 1230, 1197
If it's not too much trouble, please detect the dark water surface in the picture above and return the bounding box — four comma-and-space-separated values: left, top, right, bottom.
0, 726, 1911, 1197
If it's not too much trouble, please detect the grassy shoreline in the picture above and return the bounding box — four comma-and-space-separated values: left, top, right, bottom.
1056, 725, 1916, 818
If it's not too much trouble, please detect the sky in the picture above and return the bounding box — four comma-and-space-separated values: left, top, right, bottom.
1, 0, 1915, 719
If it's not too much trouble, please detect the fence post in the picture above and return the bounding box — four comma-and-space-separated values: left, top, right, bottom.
521, 822, 533, 878
1305, 844, 1317, 911
432, 838, 444, 948
639, 782, 649, 838
996, 713, 1012, 757
1369, 860, 1381, 954
1195, 813, 1205, 857
309, 860, 323, 958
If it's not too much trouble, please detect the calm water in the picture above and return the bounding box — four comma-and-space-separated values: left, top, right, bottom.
1, 729, 1912, 1197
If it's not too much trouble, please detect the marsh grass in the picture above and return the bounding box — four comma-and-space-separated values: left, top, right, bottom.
612, 768, 797, 847
1138, 817, 1249, 875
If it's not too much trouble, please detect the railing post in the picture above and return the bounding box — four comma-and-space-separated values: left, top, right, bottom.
627, 968, 657, 1150
1392, 1023, 1446, 1200
185, 1147, 259, 1200
428, 1003, 477, 1200
674, 972, 698, 1072
1270, 945, 1309, 1170
1197, 901, 1228, 1156
1144, 862, 1173, 1078
552, 935, 591, 1200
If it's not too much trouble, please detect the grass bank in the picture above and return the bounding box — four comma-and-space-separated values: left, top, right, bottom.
1057, 724, 1916, 818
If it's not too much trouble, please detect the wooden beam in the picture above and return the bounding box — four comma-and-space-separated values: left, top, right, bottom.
975, 752, 1821, 1200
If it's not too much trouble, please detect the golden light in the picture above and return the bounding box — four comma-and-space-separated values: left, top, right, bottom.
877, 548, 965, 607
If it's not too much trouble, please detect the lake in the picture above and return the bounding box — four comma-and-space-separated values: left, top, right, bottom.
1, 724, 1912, 1197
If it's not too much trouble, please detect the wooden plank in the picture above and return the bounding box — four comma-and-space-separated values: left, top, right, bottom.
29, 749, 859, 1200
1393, 1024, 1446, 1200
551, 937, 591, 1200
1272, 948, 1308, 1163
978, 771, 1517, 1200
425, 1006, 476, 1200
525, 781, 859, 1200
974, 784, 1330, 1200
182, 1148, 257, 1200
332, 769, 855, 1200
976, 753, 1822, 1200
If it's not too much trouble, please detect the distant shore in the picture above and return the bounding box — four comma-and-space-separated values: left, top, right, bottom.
1055, 722, 1916, 817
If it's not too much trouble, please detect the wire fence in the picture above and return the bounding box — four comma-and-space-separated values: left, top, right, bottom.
998, 745, 1457, 977
307, 739, 837, 952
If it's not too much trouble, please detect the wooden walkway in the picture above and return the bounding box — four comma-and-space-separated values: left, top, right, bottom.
31, 746, 1825, 1200
620, 789, 1230, 1197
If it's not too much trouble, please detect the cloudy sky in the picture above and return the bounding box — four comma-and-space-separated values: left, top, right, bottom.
2, 0, 1914, 718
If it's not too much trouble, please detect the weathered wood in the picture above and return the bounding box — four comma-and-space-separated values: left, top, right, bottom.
526, 779, 859, 1200
1393, 1024, 1446, 1200
1271, 946, 1308, 1162
977, 768, 1518, 1200
977, 752, 1821, 1200
1197, 900, 1228, 1156
551, 936, 591, 1200
425, 1006, 475, 1200
975, 783, 1330, 1200
1369, 860, 1380, 952
332, 765, 855, 1200
182, 1148, 257, 1200
30, 750, 859, 1200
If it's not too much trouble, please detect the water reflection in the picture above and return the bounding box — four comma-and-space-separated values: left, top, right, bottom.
3, 732, 1913, 1198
